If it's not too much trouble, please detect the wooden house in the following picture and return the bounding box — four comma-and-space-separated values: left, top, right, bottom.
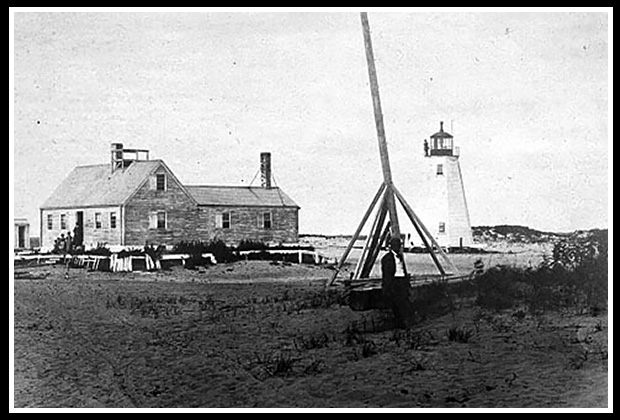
40, 145, 299, 250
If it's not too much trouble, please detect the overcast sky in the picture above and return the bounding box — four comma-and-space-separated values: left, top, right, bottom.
11, 10, 610, 236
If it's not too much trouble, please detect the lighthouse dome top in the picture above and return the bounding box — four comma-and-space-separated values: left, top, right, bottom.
430, 121, 453, 139
426, 121, 457, 157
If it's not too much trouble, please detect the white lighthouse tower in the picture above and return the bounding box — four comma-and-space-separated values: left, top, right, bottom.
407, 121, 473, 249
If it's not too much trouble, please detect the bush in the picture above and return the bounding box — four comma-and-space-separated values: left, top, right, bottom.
237, 239, 268, 252
447, 325, 474, 343
360, 340, 378, 358
251, 351, 296, 378
299, 289, 344, 309
173, 239, 237, 264
294, 332, 331, 351
472, 231, 607, 314
84, 244, 112, 256
473, 265, 525, 311
410, 279, 456, 320
390, 328, 434, 350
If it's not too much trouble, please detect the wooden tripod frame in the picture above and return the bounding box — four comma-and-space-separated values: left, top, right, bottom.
327, 13, 458, 286
327, 182, 458, 286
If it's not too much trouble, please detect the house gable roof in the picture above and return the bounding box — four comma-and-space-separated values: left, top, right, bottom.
41, 160, 297, 211
41, 160, 169, 209
186, 185, 299, 208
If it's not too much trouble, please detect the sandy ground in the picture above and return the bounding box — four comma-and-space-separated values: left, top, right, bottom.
12, 259, 608, 409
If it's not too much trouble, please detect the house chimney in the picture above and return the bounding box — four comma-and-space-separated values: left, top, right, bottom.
111, 143, 124, 173
260, 152, 272, 189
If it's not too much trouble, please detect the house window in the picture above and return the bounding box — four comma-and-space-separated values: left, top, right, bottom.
222, 212, 231, 229
110, 212, 117, 229
60, 214, 67, 230
262, 211, 272, 229
95, 212, 102, 229
439, 222, 446, 234
47, 214, 53, 230
156, 174, 166, 191
436, 164, 444, 175
149, 211, 167, 229
215, 212, 231, 229
157, 211, 167, 229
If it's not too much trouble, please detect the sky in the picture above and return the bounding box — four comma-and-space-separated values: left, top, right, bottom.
11, 9, 610, 236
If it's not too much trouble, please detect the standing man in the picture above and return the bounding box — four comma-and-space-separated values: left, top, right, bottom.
381, 236, 413, 328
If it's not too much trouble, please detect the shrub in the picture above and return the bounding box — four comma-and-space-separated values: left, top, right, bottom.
237, 239, 268, 252
173, 239, 237, 265
390, 328, 433, 350
343, 324, 362, 347
298, 289, 344, 310
473, 265, 525, 311
269, 352, 296, 376
402, 358, 426, 373
294, 332, 331, 351
85, 244, 112, 256
303, 359, 324, 375
251, 351, 296, 377
472, 231, 607, 315
447, 325, 474, 343
408, 279, 456, 321
360, 340, 378, 358
208, 239, 237, 263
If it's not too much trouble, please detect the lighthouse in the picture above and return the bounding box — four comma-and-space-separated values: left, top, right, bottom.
407, 122, 473, 249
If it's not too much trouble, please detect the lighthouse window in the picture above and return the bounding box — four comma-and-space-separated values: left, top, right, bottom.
436, 164, 444, 175
439, 222, 446, 233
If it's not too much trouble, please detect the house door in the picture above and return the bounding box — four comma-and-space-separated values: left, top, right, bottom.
75, 211, 84, 246
18, 226, 26, 248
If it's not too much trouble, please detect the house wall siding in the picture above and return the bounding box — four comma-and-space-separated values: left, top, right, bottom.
123, 167, 200, 246
197, 206, 299, 245
41, 206, 122, 249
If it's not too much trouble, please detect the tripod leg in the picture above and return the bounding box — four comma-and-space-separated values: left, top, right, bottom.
356, 200, 388, 279
327, 183, 386, 286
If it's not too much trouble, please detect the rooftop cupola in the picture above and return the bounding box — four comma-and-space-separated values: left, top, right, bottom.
111, 143, 150, 172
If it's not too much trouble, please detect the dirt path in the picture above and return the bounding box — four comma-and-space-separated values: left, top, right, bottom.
13, 264, 608, 408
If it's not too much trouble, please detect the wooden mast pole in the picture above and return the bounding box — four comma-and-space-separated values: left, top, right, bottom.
328, 13, 459, 286
360, 12, 402, 243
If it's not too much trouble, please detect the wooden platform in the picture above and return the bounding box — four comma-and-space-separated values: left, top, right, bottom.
342, 272, 474, 312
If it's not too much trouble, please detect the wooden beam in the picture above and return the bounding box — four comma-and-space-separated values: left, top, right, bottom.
361, 218, 391, 279
408, 207, 446, 276
327, 183, 386, 286
355, 198, 388, 279
393, 186, 459, 274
